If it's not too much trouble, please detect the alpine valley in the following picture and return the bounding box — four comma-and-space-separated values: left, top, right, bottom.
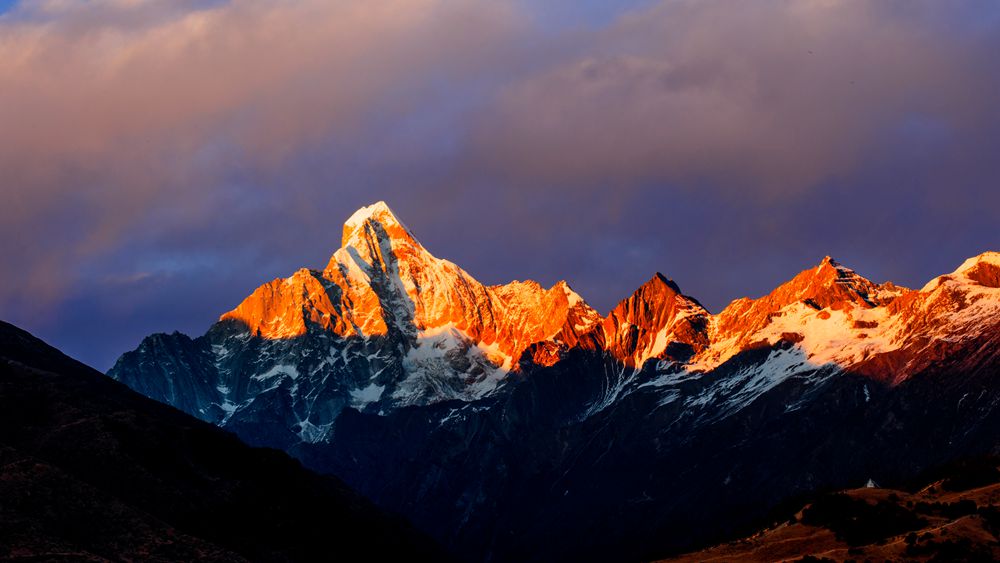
109, 202, 1000, 562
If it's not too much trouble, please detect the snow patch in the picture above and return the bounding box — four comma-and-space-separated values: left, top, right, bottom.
254, 363, 299, 381
344, 201, 401, 229
393, 323, 510, 405
350, 382, 385, 407
686, 347, 838, 418
297, 420, 333, 443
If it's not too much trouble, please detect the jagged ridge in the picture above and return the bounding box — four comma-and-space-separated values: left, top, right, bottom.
109, 202, 1000, 446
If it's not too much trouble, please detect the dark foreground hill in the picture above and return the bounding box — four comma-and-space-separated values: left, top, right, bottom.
0, 320, 443, 561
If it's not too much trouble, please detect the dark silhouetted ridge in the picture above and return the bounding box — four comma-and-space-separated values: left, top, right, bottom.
0, 320, 445, 562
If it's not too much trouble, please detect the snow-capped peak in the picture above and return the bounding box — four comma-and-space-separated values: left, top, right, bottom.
921, 251, 1000, 292
765, 255, 889, 310
953, 251, 1000, 274
344, 201, 402, 228
341, 201, 417, 249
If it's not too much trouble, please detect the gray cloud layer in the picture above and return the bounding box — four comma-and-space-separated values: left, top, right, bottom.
473, 1, 1000, 191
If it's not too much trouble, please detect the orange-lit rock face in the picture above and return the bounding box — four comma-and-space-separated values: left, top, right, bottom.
598, 274, 710, 367
222, 202, 600, 367
694, 253, 1000, 382
220, 268, 384, 340
714, 257, 894, 340
696, 257, 905, 367
849, 252, 1000, 383
965, 261, 1000, 288
221, 202, 1000, 384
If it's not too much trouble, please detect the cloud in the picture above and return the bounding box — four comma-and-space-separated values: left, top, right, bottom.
467, 0, 1000, 195
0, 0, 523, 307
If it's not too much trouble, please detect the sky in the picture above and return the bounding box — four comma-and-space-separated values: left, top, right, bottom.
1, 0, 999, 370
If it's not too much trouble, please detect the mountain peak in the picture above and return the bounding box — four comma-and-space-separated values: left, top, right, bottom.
933, 251, 1000, 290
344, 200, 398, 226
601, 272, 710, 367
341, 201, 417, 249
954, 251, 1000, 273
771, 256, 882, 309
815, 255, 855, 277
650, 272, 682, 294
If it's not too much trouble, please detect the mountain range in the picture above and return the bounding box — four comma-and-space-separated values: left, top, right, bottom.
108, 202, 1000, 561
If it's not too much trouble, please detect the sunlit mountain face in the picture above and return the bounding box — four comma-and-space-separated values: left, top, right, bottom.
108, 202, 1000, 561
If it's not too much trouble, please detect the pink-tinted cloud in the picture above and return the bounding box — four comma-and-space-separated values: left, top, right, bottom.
0, 0, 523, 305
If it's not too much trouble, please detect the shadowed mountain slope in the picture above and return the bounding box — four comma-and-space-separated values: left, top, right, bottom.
0, 320, 443, 561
